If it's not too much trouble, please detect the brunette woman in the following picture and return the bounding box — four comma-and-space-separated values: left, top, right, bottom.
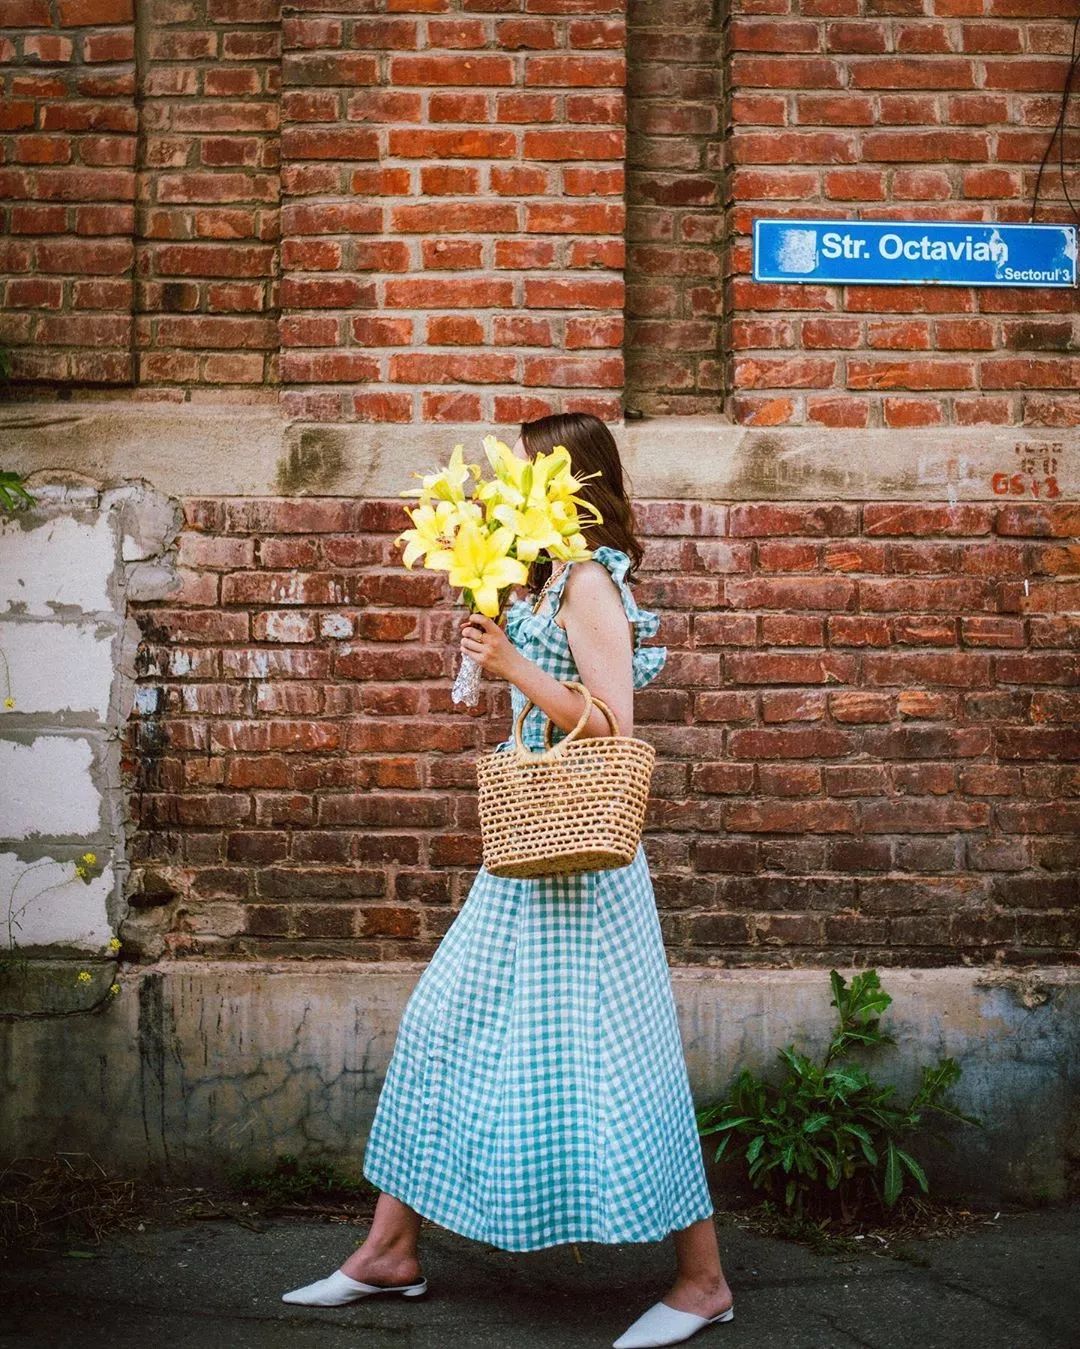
282, 413, 735, 1348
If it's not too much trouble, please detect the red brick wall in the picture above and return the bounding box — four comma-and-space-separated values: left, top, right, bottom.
0, 0, 137, 384
279, 0, 626, 423
4, 0, 1077, 422
728, 0, 1080, 429
136, 0, 280, 390
124, 496, 1079, 966
625, 0, 723, 414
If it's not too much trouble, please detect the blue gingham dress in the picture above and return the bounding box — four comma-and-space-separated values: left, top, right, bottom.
361, 546, 715, 1250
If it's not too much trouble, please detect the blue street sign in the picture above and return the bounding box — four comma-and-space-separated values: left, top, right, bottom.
753, 218, 1077, 288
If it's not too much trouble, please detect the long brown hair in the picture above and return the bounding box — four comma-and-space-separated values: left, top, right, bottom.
519, 412, 645, 593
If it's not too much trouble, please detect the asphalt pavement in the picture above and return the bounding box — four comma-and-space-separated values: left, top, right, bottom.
2, 1202, 1075, 1348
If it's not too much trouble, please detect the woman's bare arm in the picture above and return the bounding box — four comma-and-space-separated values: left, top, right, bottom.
555, 561, 635, 738
459, 561, 635, 740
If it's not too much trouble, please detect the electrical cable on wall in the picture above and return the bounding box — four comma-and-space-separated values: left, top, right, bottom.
1031, 13, 1080, 223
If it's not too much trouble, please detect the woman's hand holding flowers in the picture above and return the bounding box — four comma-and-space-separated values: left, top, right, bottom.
459, 613, 520, 683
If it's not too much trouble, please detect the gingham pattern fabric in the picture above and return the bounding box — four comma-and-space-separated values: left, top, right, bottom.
361, 548, 714, 1251
496, 545, 668, 752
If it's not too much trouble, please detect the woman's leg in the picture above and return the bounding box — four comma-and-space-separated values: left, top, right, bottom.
338, 1191, 425, 1284
660, 1216, 734, 1317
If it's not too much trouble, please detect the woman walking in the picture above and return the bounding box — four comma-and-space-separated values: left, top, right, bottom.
282, 413, 735, 1348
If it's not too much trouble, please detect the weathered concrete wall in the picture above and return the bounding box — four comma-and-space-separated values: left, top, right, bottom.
1, 961, 1076, 1204
0, 483, 180, 960
3, 403, 1077, 502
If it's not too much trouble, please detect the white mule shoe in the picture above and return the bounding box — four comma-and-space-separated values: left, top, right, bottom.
612, 1299, 734, 1348
281, 1268, 428, 1306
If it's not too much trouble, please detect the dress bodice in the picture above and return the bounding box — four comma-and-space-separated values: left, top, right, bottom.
495, 545, 667, 752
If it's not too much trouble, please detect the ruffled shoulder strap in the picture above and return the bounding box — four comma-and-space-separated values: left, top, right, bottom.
549, 545, 667, 689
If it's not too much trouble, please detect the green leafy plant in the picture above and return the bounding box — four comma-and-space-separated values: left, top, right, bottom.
697, 969, 981, 1222
0, 470, 34, 514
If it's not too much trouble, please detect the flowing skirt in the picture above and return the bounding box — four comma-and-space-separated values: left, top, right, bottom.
361, 844, 715, 1252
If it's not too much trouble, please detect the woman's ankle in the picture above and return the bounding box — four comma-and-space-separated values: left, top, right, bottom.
366, 1234, 419, 1260
673, 1271, 727, 1297
345, 1235, 420, 1271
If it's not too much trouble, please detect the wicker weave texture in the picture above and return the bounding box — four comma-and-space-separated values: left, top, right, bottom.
475, 681, 656, 880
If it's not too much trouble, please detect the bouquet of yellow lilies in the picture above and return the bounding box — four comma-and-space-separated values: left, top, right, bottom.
396, 436, 601, 706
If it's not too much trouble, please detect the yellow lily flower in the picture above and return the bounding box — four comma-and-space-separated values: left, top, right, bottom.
546, 495, 601, 539
477, 436, 528, 510
489, 502, 563, 563
396, 436, 604, 630
447, 519, 528, 617
402, 444, 479, 505
481, 435, 524, 479
549, 531, 593, 562
478, 440, 596, 518
396, 499, 478, 570
543, 446, 603, 522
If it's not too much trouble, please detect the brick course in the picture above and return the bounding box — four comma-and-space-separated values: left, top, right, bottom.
124, 496, 1079, 966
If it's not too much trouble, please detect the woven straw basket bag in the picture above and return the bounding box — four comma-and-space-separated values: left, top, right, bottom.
476, 680, 656, 880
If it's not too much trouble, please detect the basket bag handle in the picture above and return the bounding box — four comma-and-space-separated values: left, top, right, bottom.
511, 679, 620, 763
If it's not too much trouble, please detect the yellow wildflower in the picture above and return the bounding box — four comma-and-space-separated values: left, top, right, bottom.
107, 937, 121, 952
76, 970, 92, 984
82, 852, 96, 865
108, 982, 120, 997
3, 697, 13, 710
